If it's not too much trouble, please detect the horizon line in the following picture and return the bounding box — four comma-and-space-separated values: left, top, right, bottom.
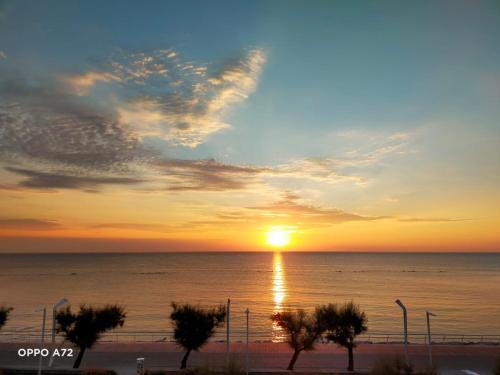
1, 250, 499, 255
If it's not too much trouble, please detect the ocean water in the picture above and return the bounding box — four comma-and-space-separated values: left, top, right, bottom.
0, 252, 499, 341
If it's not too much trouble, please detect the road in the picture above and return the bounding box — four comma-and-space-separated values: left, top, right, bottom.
0, 342, 499, 374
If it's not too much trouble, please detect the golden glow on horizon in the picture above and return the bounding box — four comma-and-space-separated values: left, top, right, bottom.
266, 227, 292, 248
1, 184, 499, 252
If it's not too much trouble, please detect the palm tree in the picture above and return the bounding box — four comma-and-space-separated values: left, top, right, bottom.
271, 308, 325, 370
322, 301, 367, 372
170, 302, 226, 369
0, 306, 13, 330
56, 304, 126, 368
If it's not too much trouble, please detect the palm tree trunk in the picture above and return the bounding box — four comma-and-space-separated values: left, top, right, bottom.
347, 344, 354, 371
287, 349, 302, 371
73, 347, 86, 368
180, 348, 192, 369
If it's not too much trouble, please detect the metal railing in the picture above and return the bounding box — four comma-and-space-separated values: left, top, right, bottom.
1, 329, 499, 345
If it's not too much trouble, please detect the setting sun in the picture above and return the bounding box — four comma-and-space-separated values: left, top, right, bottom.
266, 227, 292, 247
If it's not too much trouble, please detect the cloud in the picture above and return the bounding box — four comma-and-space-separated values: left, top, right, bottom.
0, 79, 143, 171
117, 48, 266, 147
0, 183, 23, 191
398, 217, 470, 222
189, 192, 387, 229
153, 136, 412, 192
108, 49, 177, 84
157, 158, 270, 191
5, 167, 144, 190
150, 138, 412, 194
248, 192, 386, 224
265, 131, 415, 186
274, 158, 366, 184
0, 50, 6, 60
89, 223, 173, 232
0, 218, 61, 230
0, 47, 266, 182
3, 155, 269, 193
0, 46, 411, 200
332, 130, 414, 165
63, 71, 121, 95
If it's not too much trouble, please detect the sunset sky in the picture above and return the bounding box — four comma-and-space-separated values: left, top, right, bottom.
1, 0, 499, 252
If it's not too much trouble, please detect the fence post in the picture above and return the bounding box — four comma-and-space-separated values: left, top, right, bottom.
245, 308, 250, 375
226, 298, 231, 361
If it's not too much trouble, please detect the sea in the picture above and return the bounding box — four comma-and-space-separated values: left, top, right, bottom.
1, 252, 499, 342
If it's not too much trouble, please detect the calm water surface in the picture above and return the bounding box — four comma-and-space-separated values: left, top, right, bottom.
1, 252, 499, 341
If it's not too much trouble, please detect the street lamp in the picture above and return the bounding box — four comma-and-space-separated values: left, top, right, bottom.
51, 298, 68, 344
395, 299, 409, 366
48, 298, 68, 368
426, 311, 436, 367
35, 306, 47, 375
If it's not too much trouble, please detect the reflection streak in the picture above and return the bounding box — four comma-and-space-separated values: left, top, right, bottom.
272, 252, 286, 341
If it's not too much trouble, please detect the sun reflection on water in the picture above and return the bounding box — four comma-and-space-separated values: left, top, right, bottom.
272, 252, 286, 342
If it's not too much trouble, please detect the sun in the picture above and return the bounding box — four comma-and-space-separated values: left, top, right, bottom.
266, 227, 292, 248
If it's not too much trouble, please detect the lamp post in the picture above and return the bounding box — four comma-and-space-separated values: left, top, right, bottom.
395, 299, 409, 366
48, 298, 68, 368
426, 311, 436, 367
35, 307, 47, 375
51, 298, 68, 343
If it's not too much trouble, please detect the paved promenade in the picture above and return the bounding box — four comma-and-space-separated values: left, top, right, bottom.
1, 342, 499, 375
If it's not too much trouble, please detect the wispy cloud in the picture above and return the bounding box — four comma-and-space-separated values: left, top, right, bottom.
5, 167, 144, 191
398, 217, 470, 223
0, 183, 23, 191
0, 81, 143, 171
64, 71, 121, 95
274, 158, 366, 184
157, 158, 270, 191
1, 46, 408, 198
247, 192, 387, 224
89, 222, 173, 232
0, 47, 266, 184
0, 218, 61, 230
0, 50, 6, 60
270, 131, 414, 185
189, 192, 468, 230
109, 49, 178, 84
117, 48, 266, 147
188, 191, 387, 229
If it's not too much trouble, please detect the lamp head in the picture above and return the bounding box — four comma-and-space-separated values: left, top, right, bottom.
54, 298, 68, 309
